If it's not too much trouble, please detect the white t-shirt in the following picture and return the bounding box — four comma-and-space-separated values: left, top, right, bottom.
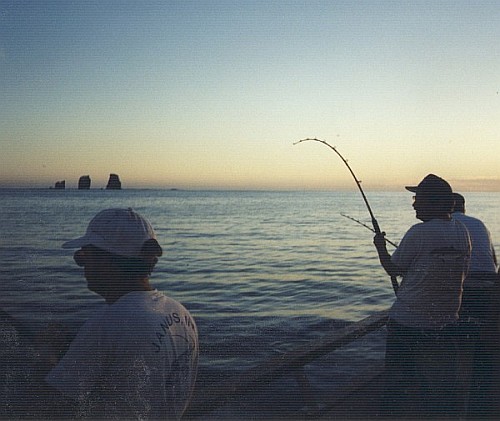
452, 211, 497, 274
390, 219, 471, 330
46, 290, 199, 420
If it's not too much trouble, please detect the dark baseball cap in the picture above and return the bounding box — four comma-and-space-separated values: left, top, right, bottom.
405, 174, 453, 200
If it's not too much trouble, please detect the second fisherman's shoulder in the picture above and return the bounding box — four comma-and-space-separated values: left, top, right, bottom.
406, 218, 468, 232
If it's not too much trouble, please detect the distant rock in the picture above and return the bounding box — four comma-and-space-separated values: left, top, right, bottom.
106, 173, 122, 190
54, 180, 65, 190
78, 175, 91, 190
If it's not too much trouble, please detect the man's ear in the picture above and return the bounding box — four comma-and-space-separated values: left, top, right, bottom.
139, 239, 162, 274
140, 239, 163, 258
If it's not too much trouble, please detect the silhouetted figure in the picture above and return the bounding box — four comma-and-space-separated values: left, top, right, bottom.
452, 192, 500, 418
374, 174, 471, 418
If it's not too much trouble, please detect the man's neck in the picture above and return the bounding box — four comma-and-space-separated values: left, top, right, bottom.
420, 214, 452, 222
103, 278, 153, 304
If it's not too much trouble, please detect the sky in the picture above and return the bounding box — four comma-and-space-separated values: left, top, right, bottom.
1, 0, 499, 190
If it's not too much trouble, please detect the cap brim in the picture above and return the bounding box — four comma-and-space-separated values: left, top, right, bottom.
62, 235, 92, 249
405, 186, 418, 193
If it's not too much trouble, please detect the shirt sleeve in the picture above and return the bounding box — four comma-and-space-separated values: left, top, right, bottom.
45, 310, 109, 400
391, 225, 421, 272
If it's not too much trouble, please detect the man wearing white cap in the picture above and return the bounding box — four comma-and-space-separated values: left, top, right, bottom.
374, 174, 471, 418
45, 208, 199, 420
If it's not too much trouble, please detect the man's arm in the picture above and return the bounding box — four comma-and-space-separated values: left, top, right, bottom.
373, 232, 403, 278
34, 322, 72, 373
31, 323, 78, 418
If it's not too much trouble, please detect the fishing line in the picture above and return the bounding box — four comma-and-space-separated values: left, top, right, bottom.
340, 213, 398, 248
294, 137, 399, 294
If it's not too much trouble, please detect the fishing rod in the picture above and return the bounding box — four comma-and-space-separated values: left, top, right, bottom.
340, 213, 398, 248
294, 137, 399, 294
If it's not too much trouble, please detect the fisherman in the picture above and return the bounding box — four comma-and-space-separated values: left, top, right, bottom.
41, 208, 199, 420
373, 174, 471, 418
452, 193, 498, 320
452, 192, 500, 417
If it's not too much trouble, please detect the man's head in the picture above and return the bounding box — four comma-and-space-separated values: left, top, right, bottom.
405, 174, 454, 221
452, 193, 465, 213
62, 208, 163, 300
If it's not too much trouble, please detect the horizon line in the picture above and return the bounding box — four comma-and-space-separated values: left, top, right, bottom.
2, 186, 500, 193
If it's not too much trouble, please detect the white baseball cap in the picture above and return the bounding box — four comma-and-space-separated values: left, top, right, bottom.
62, 208, 158, 258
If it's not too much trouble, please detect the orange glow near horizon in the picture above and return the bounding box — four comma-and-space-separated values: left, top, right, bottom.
2, 2, 500, 191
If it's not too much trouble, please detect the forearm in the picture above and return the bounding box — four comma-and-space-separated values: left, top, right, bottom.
376, 247, 401, 278
373, 233, 402, 278
34, 322, 72, 377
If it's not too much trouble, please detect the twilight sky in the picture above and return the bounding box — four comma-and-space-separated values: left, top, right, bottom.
1, 1, 499, 190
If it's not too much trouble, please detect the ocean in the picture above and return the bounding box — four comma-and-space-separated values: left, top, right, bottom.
2, 188, 500, 417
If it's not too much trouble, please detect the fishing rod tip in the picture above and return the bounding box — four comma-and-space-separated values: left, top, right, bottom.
294, 138, 312, 145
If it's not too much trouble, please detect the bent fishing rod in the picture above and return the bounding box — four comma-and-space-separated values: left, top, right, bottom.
294, 137, 399, 294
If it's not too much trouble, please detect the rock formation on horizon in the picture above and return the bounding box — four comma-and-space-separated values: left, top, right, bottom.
54, 180, 65, 189
106, 173, 122, 190
78, 175, 91, 190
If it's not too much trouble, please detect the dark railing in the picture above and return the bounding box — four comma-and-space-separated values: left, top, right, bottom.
185, 309, 389, 418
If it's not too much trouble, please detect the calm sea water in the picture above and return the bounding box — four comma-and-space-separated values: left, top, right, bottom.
2, 188, 500, 414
